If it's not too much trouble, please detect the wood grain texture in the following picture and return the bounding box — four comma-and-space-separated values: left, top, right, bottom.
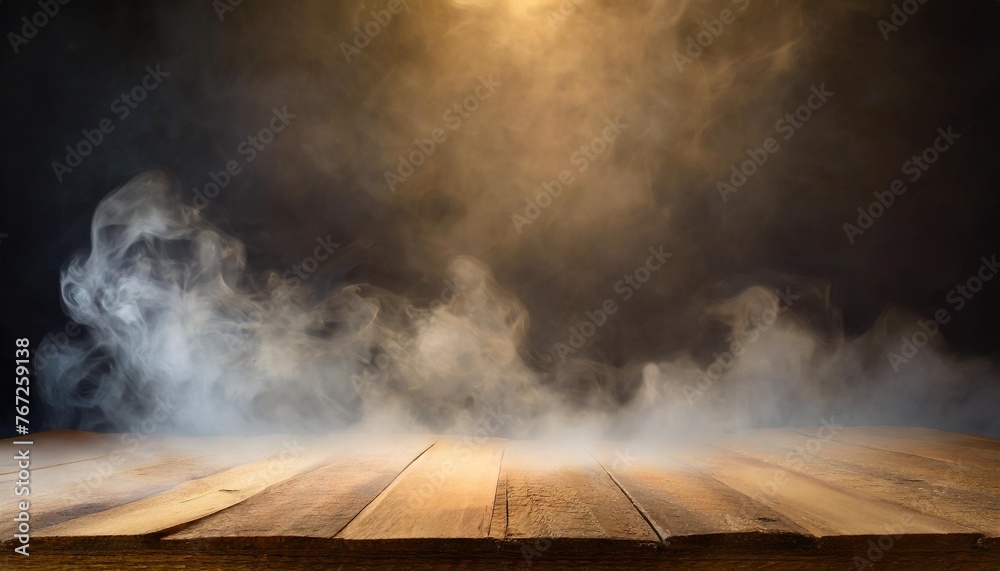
488, 455, 508, 542
0, 435, 292, 538
34, 434, 342, 540
747, 428, 1000, 508
7, 547, 1000, 571
1, 431, 110, 476
499, 439, 659, 557
3, 433, 291, 492
585, 441, 810, 549
164, 434, 435, 544
337, 436, 505, 544
817, 426, 1000, 472
2, 428, 997, 569
862, 426, 1000, 452
714, 429, 1000, 538
667, 443, 981, 550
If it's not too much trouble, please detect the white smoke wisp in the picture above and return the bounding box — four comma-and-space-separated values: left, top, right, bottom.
38, 172, 558, 435
39, 173, 1000, 438
625, 287, 1000, 439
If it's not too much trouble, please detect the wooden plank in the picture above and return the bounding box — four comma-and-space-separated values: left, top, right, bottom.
714, 429, 1000, 538
499, 439, 659, 562
0, 435, 295, 538
488, 451, 508, 542
746, 429, 998, 498
814, 427, 1000, 472
337, 436, 505, 546
2, 433, 284, 490
4, 427, 999, 567
586, 441, 811, 549
0, 431, 111, 475
34, 434, 345, 540
667, 443, 981, 551
5, 548, 1000, 570
862, 426, 1000, 452
163, 434, 435, 544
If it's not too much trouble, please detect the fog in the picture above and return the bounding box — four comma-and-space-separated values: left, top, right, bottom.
35, 0, 1000, 437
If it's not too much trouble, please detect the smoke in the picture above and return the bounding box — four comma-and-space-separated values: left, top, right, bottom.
38, 172, 551, 434
38, 172, 999, 437
627, 286, 1000, 438
36, 0, 1000, 436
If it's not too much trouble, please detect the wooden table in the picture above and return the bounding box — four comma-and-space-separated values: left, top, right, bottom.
2, 426, 998, 569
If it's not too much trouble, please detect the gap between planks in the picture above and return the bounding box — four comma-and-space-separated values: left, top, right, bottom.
585, 445, 671, 545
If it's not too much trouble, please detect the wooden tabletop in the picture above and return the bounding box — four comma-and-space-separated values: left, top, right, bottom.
2, 426, 998, 569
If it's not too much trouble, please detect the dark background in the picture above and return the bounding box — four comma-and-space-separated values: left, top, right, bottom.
2, 0, 999, 436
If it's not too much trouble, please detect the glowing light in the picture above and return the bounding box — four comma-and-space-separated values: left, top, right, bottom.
448, 0, 562, 17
